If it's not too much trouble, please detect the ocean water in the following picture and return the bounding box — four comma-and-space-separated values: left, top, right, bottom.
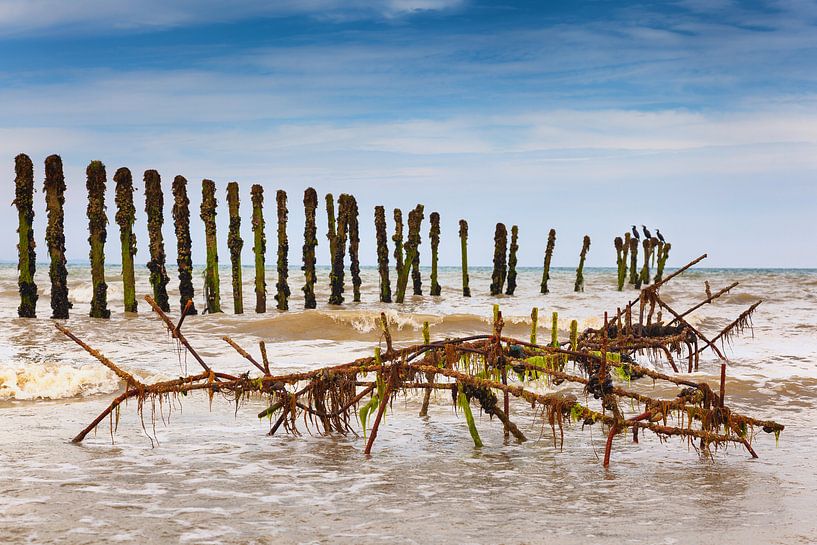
1, 263, 815, 544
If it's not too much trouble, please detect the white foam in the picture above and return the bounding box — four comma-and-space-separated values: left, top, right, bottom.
0, 363, 119, 401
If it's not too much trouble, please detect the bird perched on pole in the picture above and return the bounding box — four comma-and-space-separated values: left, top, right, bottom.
656, 229, 665, 243
631, 225, 640, 240
642, 225, 652, 239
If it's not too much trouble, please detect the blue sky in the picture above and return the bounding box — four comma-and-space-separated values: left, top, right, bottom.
1, 0, 816, 268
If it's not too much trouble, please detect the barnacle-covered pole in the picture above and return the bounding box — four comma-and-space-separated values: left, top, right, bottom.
395, 205, 424, 303
540, 228, 556, 294
622, 232, 631, 285
144, 170, 170, 312
530, 307, 538, 344
614, 236, 626, 292
574, 235, 590, 292
302, 188, 318, 309
14, 153, 37, 317
505, 225, 519, 295
429, 212, 441, 296
114, 168, 138, 313
251, 184, 266, 313
637, 238, 651, 289
375, 205, 392, 303
655, 242, 671, 283
86, 161, 110, 319
628, 237, 639, 286
347, 195, 361, 303
411, 209, 423, 296
226, 182, 243, 314
393, 208, 404, 280
171, 175, 197, 315
275, 189, 290, 311
326, 193, 337, 262
44, 155, 69, 319
459, 219, 470, 297
200, 179, 222, 313
328, 195, 349, 305
490, 222, 507, 296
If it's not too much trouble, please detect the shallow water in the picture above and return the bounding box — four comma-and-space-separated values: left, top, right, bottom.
1, 263, 815, 544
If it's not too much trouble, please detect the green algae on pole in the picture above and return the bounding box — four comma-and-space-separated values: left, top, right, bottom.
374, 205, 392, 303
540, 228, 556, 294
490, 223, 508, 296
637, 238, 652, 289
200, 179, 222, 313
144, 170, 171, 312
614, 236, 626, 292
44, 155, 69, 319
251, 185, 267, 313
655, 242, 671, 283
86, 161, 111, 319
505, 225, 519, 296
628, 236, 639, 286
302, 188, 318, 309
530, 307, 538, 344
574, 235, 591, 293
395, 204, 424, 303
14, 154, 37, 317
329, 195, 349, 305
326, 193, 337, 261
114, 168, 138, 313
226, 182, 244, 314
429, 212, 441, 296
347, 195, 362, 303
171, 175, 198, 315
459, 219, 471, 297
275, 189, 290, 311
392, 208, 404, 280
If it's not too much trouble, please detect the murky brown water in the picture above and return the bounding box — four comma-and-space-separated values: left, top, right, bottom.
1, 265, 815, 544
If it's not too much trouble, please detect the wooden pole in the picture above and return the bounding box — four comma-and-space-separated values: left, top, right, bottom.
490, 222, 508, 296
86, 161, 110, 319
200, 179, 222, 313
44, 155, 70, 319
347, 195, 362, 303
459, 219, 471, 297
540, 228, 556, 294
251, 184, 267, 313
226, 181, 243, 314
395, 205, 423, 303
275, 189, 290, 311
114, 168, 138, 313
574, 235, 590, 292
505, 225, 519, 295
429, 211, 441, 296
329, 195, 349, 305
393, 208, 404, 281
14, 153, 37, 317
374, 205, 392, 303
302, 188, 318, 309
144, 169, 170, 312
171, 175, 197, 315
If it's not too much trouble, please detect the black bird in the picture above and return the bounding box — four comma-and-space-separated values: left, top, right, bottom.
642, 225, 652, 239
656, 229, 665, 243
631, 225, 640, 240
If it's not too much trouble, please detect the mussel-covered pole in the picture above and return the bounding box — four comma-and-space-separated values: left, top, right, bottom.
328, 195, 349, 305
326, 193, 337, 261
459, 219, 471, 297
14, 154, 37, 317
200, 180, 222, 313
411, 237, 423, 296
114, 168, 138, 313
251, 185, 267, 313
637, 238, 651, 289
302, 188, 318, 309
226, 182, 244, 314
574, 235, 591, 292
540, 228, 556, 294
171, 175, 197, 315
374, 205, 392, 303
505, 225, 519, 295
490, 223, 508, 296
628, 237, 639, 286
395, 205, 424, 303
144, 170, 171, 312
44, 155, 69, 319
347, 195, 362, 302
429, 212, 441, 296
393, 208, 404, 280
86, 161, 110, 319
655, 242, 671, 283
275, 189, 290, 311
614, 236, 626, 292
622, 232, 631, 284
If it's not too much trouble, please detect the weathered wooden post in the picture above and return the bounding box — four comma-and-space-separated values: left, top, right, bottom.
395, 205, 424, 303
505, 225, 519, 295
655, 242, 671, 283
326, 193, 337, 261
530, 307, 538, 344
628, 237, 639, 286
144, 170, 170, 312
392, 208, 404, 280
200, 179, 222, 313
328, 195, 349, 305
374, 205, 392, 303
637, 238, 651, 289
574, 235, 590, 292
622, 232, 631, 285
226, 182, 243, 314
302, 188, 318, 309
275, 189, 290, 311
459, 219, 471, 297
347, 195, 362, 303
540, 228, 556, 294
251, 184, 266, 313
429, 212, 441, 296
490, 223, 507, 296
14, 154, 37, 317
551, 311, 559, 347
44, 155, 69, 319
614, 236, 626, 292
411, 209, 423, 296
171, 175, 197, 315
114, 168, 138, 312
86, 161, 110, 319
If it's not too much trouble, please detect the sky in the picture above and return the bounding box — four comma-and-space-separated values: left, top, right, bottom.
1, 0, 816, 269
